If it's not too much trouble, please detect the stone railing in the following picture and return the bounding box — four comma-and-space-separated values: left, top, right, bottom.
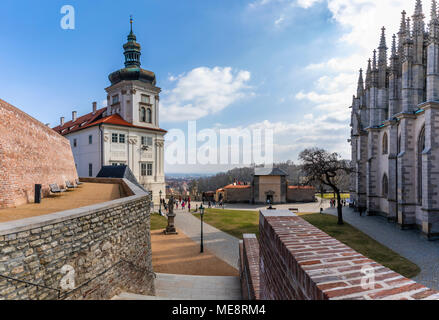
241, 210, 439, 300
0, 178, 154, 300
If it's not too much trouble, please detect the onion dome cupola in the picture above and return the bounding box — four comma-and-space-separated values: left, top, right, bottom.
108, 16, 157, 86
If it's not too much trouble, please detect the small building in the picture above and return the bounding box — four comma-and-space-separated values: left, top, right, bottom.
215, 167, 316, 205
253, 168, 288, 204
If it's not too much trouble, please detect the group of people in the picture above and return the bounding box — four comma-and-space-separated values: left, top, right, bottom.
203, 199, 224, 209
161, 196, 192, 212
329, 198, 349, 207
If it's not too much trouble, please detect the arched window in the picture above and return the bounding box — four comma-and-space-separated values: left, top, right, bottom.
382, 174, 388, 198
418, 126, 425, 204
140, 107, 146, 122
147, 108, 152, 123
382, 132, 388, 155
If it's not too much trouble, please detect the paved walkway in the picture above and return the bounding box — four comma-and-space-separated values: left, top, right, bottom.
171, 200, 331, 270
173, 208, 240, 269
113, 273, 242, 300
324, 207, 439, 290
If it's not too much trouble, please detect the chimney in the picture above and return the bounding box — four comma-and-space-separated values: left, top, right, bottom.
60, 117, 65, 126
72, 111, 77, 122
92, 101, 97, 115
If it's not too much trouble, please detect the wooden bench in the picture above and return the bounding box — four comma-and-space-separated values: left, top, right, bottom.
49, 184, 66, 194
65, 180, 76, 189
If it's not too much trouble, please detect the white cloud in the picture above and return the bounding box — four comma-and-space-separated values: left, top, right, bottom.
160, 67, 252, 122
251, 0, 429, 161
229, 113, 350, 161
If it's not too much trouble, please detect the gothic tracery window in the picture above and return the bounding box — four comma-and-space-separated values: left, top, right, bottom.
382, 132, 388, 155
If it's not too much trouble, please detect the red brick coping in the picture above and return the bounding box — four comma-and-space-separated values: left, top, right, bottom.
239, 234, 260, 300
241, 210, 439, 300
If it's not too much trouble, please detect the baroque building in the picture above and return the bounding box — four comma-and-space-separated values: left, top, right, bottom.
53, 19, 166, 204
350, 0, 439, 239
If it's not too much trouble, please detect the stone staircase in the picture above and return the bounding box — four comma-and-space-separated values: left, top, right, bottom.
112, 273, 242, 300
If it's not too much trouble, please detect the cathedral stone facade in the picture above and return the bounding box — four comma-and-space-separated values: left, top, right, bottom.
350, 0, 439, 239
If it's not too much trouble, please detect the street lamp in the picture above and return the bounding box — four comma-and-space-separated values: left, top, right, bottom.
159, 190, 163, 215
199, 204, 205, 253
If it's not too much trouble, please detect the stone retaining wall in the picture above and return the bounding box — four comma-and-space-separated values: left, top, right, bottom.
256, 210, 439, 300
0, 179, 154, 300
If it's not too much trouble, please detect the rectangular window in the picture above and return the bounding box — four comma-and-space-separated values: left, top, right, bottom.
147, 163, 153, 176
88, 135, 93, 144
112, 95, 119, 104
141, 163, 147, 176
119, 134, 126, 144
141, 136, 153, 146
141, 94, 150, 104
88, 163, 93, 177
112, 133, 118, 143
73, 139, 77, 147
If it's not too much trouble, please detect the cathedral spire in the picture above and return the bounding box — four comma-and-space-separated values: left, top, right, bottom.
365, 59, 372, 89
412, 0, 425, 34
378, 27, 387, 64
372, 50, 377, 70
391, 34, 397, 56
399, 10, 407, 34
431, 0, 437, 20
357, 69, 364, 97
430, 0, 439, 41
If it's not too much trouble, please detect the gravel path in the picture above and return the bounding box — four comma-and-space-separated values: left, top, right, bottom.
173, 208, 240, 269
324, 207, 439, 290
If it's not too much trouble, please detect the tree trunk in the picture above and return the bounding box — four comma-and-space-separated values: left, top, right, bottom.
336, 190, 343, 225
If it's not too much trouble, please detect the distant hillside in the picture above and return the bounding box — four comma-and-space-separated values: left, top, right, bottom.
193, 160, 351, 193
195, 161, 306, 193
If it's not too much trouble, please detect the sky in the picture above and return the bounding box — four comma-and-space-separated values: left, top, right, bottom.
0, 0, 430, 174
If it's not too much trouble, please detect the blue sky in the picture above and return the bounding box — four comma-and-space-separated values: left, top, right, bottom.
0, 0, 422, 173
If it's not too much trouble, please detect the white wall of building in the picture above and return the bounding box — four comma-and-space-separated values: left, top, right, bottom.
67, 126, 101, 178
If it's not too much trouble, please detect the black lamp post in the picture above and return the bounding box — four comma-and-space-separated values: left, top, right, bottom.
159, 190, 162, 215
199, 204, 205, 253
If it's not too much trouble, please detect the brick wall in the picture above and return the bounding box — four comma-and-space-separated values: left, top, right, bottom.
0, 99, 78, 208
0, 179, 154, 300
239, 234, 260, 300
258, 210, 439, 300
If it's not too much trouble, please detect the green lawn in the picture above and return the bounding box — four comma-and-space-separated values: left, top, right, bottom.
193, 208, 259, 239
150, 213, 168, 230
193, 208, 420, 278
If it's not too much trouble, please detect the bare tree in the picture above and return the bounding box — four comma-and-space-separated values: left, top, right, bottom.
299, 148, 352, 225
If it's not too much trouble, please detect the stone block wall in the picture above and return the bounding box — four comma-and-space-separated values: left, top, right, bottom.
0, 179, 154, 300
258, 210, 439, 300
286, 187, 316, 203
239, 234, 260, 300
225, 187, 252, 203
0, 99, 78, 208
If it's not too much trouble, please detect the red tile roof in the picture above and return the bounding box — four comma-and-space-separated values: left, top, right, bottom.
53, 108, 167, 135
224, 184, 251, 190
